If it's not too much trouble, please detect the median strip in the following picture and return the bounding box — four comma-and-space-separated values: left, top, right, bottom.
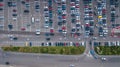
1, 46, 85, 55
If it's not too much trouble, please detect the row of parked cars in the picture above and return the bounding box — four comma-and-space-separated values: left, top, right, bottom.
97, 0, 108, 37
110, 0, 116, 23
44, 0, 52, 28
0, 0, 4, 30
70, 0, 81, 38
43, 0, 56, 41
57, 0, 67, 35
94, 41, 120, 46
41, 41, 85, 46
83, 0, 94, 37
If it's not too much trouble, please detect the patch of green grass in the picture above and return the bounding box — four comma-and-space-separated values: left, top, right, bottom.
1, 46, 85, 55
95, 46, 120, 55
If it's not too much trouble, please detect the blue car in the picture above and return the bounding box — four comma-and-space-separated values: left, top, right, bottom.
62, 4, 66, 10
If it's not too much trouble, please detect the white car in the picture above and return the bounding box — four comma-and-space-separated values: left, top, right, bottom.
101, 57, 107, 61
35, 19, 40, 23
31, 17, 35, 23
62, 0, 66, 2
13, 17, 17, 21
35, 29, 40, 35
76, 16, 80, 20
44, 17, 49, 21
62, 10, 67, 14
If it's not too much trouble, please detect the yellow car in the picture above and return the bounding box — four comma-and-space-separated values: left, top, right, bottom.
98, 16, 102, 18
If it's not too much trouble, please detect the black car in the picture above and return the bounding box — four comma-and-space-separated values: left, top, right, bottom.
0, 0, 3, 2
35, 5, 40, 9
99, 27, 103, 32
71, 28, 76, 33
0, 8, 3, 11
24, 10, 29, 13
12, 14, 17, 16
71, 18, 76, 23
41, 42, 44, 46
85, 26, 90, 31
8, 24, 13, 30
62, 20, 66, 24
21, 1, 25, 4
58, 21, 62, 26
46, 38, 50, 41
8, 2, 12, 7
13, 37, 18, 40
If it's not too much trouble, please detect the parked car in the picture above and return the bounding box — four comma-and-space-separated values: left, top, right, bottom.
35, 29, 40, 35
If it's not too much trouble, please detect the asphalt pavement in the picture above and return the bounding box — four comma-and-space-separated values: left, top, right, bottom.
0, 51, 120, 67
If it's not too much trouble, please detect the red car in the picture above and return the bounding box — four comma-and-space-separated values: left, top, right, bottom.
74, 33, 78, 38
13, 9, 17, 12
62, 26, 66, 30
0, 3, 4, 6
21, 27, 26, 31
49, 6, 52, 10
62, 15, 66, 19
76, 42, 79, 46
102, 9, 106, 13
75, 4, 79, 8
50, 28, 54, 33
84, 5, 89, 8
76, 20, 80, 22
70, 2, 75, 6
89, 13, 93, 16
64, 42, 66, 46
85, 23, 90, 27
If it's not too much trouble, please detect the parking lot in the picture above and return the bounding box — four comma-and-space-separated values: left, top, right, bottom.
0, 0, 120, 40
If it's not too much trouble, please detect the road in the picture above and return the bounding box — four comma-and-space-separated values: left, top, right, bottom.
0, 50, 120, 67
